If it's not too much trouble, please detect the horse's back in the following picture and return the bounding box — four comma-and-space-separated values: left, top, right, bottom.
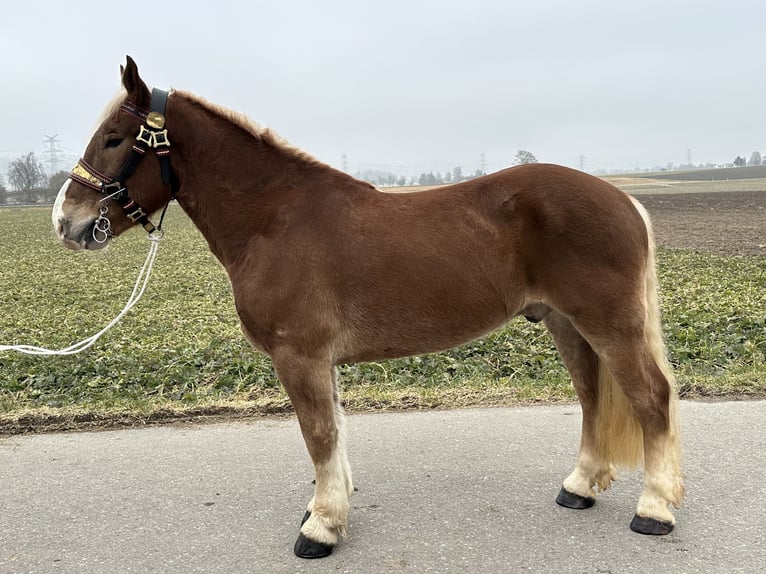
376, 163, 649, 283
320, 164, 648, 362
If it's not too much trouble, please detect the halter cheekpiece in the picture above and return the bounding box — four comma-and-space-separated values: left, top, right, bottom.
68, 87, 178, 242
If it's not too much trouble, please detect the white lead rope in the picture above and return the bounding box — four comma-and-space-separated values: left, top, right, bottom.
0, 236, 162, 356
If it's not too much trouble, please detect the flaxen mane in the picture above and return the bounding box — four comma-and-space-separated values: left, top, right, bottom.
174, 89, 325, 167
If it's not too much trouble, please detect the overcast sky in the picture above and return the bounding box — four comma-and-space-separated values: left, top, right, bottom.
1, 0, 765, 176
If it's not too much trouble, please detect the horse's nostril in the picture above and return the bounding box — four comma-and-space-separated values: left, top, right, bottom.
55, 218, 64, 235
54, 217, 72, 240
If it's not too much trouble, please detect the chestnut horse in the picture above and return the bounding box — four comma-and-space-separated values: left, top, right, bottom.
52, 57, 683, 558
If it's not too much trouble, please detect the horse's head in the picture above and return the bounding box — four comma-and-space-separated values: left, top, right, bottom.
52, 56, 175, 250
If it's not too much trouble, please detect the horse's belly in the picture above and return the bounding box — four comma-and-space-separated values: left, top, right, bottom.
338, 295, 512, 363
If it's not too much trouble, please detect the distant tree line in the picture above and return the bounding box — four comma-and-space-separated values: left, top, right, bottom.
729, 151, 764, 167
355, 150, 538, 187
356, 167, 491, 188
1, 152, 67, 205
354, 166, 486, 188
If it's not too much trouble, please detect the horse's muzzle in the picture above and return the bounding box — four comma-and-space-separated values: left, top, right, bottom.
52, 179, 110, 251
54, 217, 109, 251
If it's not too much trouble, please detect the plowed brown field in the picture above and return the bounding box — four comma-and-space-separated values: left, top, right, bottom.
636, 190, 765, 257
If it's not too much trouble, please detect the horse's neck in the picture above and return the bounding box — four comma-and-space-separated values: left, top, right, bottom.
168, 96, 333, 268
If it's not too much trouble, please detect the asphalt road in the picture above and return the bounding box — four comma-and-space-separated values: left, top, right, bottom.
1, 400, 764, 574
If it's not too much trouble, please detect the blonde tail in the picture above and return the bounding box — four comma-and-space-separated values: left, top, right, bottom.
630, 196, 684, 505
594, 358, 645, 469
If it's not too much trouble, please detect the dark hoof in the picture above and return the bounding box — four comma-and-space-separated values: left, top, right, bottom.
630, 514, 674, 535
556, 487, 596, 509
294, 533, 334, 559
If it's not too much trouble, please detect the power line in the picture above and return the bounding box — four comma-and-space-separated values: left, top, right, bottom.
43, 134, 62, 176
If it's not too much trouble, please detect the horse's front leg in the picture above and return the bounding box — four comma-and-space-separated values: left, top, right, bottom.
273, 351, 353, 558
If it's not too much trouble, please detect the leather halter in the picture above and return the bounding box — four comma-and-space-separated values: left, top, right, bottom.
68, 88, 179, 238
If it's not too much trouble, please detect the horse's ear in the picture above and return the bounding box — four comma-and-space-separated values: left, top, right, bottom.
121, 55, 150, 107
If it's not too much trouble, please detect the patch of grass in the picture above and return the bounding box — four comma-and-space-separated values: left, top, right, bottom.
657, 251, 766, 378
1, 207, 764, 433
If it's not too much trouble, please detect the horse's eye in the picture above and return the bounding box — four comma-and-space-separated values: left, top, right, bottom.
105, 138, 124, 148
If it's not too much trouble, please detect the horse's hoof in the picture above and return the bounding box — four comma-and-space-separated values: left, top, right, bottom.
294, 511, 334, 558
294, 533, 334, 559
556, 487, 595, 509
630, 514, 674, 535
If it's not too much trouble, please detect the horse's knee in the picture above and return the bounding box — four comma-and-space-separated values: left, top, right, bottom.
301, 420, 338, 464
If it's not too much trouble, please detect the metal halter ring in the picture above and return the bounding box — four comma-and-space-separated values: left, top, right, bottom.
92, 206, 113, 244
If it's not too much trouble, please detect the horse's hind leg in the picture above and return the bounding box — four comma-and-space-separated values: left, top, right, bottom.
543, 311, 621, 509
565, 290, 683, 534
272, 352, 353, 558
598, 340, 684, 534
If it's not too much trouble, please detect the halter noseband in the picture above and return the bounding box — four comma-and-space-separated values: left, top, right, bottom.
68, 88, 179, 243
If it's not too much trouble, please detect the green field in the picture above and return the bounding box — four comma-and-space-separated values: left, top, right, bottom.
1, 206, 764, 433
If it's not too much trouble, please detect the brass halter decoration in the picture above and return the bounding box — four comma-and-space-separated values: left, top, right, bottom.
67, 88, 178, 243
